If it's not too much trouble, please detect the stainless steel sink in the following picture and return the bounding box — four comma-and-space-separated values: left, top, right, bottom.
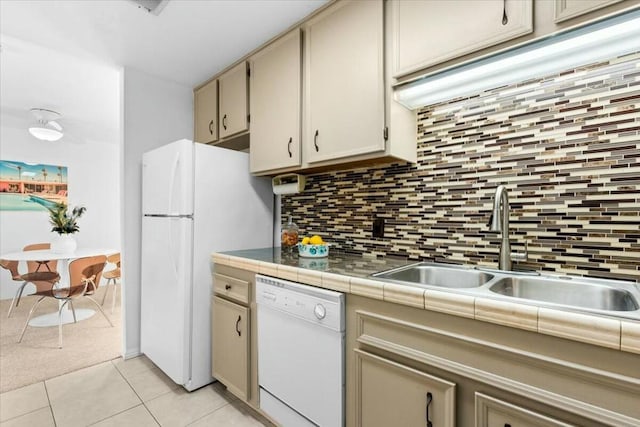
372, 263, 494, 289
489, 277, 639, 312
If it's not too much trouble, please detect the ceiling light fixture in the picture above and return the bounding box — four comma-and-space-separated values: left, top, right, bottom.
128, 0, 170, 15
394, 10, 640, 109
28, 108, 64, 141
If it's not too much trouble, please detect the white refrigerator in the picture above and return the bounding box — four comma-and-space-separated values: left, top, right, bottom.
140, 139, 273, 391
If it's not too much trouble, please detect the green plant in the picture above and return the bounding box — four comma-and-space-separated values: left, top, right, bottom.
47, 202, 86, 235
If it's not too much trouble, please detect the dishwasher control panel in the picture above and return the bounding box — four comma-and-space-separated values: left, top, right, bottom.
256, 275, 345, 332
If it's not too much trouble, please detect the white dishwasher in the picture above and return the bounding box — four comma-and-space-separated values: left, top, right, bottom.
256, 274, 345, 427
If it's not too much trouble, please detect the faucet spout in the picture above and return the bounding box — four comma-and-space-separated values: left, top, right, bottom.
490, 185, 509, 232
490, 185, 512, 270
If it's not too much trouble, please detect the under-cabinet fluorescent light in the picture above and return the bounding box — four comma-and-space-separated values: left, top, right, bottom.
395, 10, 640, 109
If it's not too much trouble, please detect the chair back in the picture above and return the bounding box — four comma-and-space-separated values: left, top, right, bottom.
23, 243, 58, 273
0, 259, 21, 280
107, 253, 121, 268
69, 255, 107, 296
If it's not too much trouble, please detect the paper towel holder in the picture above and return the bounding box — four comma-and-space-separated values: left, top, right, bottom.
272, 173, 306, 195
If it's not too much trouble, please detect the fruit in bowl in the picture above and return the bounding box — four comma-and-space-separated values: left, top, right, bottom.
298, 235, 329, 258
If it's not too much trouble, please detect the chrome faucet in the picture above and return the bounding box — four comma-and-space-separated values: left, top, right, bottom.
489, 185, 527, 270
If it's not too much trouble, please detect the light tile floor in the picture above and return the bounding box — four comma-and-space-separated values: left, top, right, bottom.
0, 356, 272, 427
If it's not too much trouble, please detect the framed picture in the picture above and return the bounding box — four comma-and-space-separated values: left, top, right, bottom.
0, 160, 68, 211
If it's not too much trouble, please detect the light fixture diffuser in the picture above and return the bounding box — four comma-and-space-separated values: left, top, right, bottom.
28, 108, 64, 141
394, 10, 640, 109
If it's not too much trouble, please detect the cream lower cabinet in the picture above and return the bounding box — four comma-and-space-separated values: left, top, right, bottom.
346, 295, 640, 427
355, 349, 456, 427
212, 295, 249, 401
476, 393, 573, 427
249, 29, 301, 174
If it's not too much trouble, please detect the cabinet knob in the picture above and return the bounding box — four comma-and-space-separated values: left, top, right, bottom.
208, 120, 214, 135
225, 284, 232, 290
235, 315, 241, 337
314, 130, 319, 152
222, 114, 228, 130
288, 137, 293, 158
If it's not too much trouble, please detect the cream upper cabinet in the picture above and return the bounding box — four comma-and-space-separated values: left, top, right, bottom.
194, 80, 218, 144
249, 29, 301, 174
554, 0, 624, 22
391, 0, 533, 78
219, 62, 249, 139
304, 0, 385, 165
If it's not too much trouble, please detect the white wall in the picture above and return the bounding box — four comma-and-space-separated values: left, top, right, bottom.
122, 67, 193, 358
0, 126, 121, 299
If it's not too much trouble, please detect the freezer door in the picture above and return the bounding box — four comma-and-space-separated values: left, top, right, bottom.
141, 216, 193, 385
142, 139, 194, 215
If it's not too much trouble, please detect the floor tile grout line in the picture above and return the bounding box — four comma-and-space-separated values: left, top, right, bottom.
184, 401, 233, 427
110, 359, 163, 426
42, 380, 58, 427
0, 382, 53, 425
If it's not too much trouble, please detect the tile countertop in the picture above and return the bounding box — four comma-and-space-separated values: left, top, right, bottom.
212, 247, 640, 356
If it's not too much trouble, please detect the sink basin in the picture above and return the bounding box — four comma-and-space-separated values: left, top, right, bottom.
372, 263, 494, 289
489, 277, 639, 311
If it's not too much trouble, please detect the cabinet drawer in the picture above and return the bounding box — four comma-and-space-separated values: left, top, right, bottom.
355, 349, 456, 427
214, 273, 249, 304
476, 393, 573, 427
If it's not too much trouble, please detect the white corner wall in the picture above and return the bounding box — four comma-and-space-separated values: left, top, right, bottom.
122, 67, 193, 358
0, 127, 121, 299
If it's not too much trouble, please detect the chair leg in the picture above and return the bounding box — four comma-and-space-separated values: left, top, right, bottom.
7, 281, 28, 318
111, 280, 118, 314
85, 296, 114, 327
101, 279, 110, 305
69, 300, 77, 323
58, 299, 71, 349
18, 296, 45, 343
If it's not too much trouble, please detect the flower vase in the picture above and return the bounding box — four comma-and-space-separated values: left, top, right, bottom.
51, 234, 77, 254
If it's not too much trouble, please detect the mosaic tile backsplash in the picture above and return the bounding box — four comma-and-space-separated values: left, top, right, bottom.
282, 53, 640, 282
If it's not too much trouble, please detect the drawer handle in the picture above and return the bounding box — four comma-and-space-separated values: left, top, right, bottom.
425, 392, 433, 427
225, 284, 232, 290
208, 119, 214, 135
223, 114, 228, 130
287, 137, 292, 158
235, 315, 242, 337
314, 129, 319, 152
502, 0, 508, 25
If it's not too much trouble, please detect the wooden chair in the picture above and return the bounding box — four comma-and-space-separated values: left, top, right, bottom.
18, 255, 113, 348
0, 243, 60, 317
101, 253, 121, 314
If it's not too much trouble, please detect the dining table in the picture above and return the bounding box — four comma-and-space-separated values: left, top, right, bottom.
0, 247, 117, 327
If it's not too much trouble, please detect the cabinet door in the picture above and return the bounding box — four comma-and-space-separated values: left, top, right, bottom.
219, 62, 248, 139
355, 349, 456, 427
194, 80, 218, 144
250, 29, 301, 174
391, 0, 533, 78
212, 296, 249, 401
305, 0, 385, 164
554, 0, 623, 23
476, 393, 573, 427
